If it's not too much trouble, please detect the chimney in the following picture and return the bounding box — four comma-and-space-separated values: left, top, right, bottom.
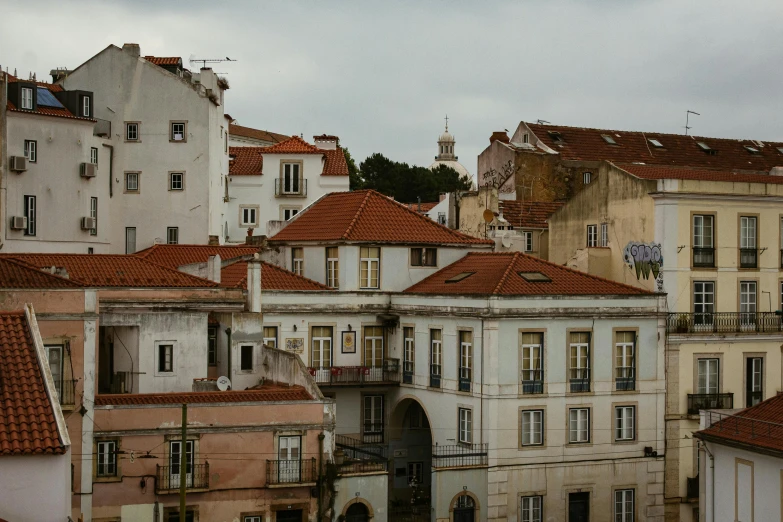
206, 255, 221, 284
313, 135, 339, 150
439, 192, 447, 202
247, 255, 262, 313
489, 131, 510, 144
122, 43, 141, 57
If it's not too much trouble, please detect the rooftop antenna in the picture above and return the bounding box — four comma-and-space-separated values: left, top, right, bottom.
536, 119, 550, 125
684, 110, 700, 135
189, 57, 236, 69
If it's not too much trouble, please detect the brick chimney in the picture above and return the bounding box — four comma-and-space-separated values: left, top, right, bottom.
122, 43, 141, 57
489, 131, 510, 144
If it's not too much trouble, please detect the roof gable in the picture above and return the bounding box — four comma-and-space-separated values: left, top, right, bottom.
228, 147, 264, 176
263, 135, 322, 154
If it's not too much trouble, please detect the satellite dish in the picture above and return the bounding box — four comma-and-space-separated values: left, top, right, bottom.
216, 376, 231, 391
483, 209, 494, 223
501, 235, 512, 248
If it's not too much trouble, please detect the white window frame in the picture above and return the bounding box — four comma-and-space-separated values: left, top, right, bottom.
169, 172, 184, 191
740, 216, 757, 249
311, 326, 332, 369
96, 440, 117, 477
569, 333, 591, 391
263, 326, 278, 349
693, 215, 714, 248
615, 331, 635, 389
615, 406, 635, 441
326, 247, 339, 288
90, 147, 98, 165
583, 172, 592, 184
521, 495, 542, 522
360, 246, 380, 289
157, 343, 174, 374
568, 407, 590, 443
600, 223, 608, 247
522, 231, 533, 252
167, 227, 179, 245
740, 281, 757, 326
364, 395, 384, 434
125, 227, 136, 254
90, 197, 98, 236
24, 195, 36, 236
171, 122, 186, 142
430, 329, 442, 377
521, 410, 543, 446
291, 247, 304, 276
125, 122, 139, 141
125, 172, 140, 193
21, 87, 33, 109
282, 162, 301, 194
458, 407, 472, 444
697, 358, 719, 395
403, 327, 415, 374
283, 207, 300, 221
168, 440, 194, 488
82, 95, 90, 117
587, 224, 597, 247
240, 206, 258, 227
614, 489, 634, 522
459, 331, 473, 377
24, 139, 37, 162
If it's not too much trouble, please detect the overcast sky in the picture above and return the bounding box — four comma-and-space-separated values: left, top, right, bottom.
4, 0, 783, 178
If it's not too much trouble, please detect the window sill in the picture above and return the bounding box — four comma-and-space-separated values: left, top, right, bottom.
518, 444, 546, 451
611, 389, 640, 395
124, 140, 142, 144
612, 440, 638, 446
94, 475, 123, 484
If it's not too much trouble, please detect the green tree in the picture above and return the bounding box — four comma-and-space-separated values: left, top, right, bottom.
358, 153, 471, 203
343, 148, 363, 190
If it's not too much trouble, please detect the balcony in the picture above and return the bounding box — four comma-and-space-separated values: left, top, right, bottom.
458, 368, 472, 392
57, 379, 78, 407
362, 423, 384, 444
308, 360, 400, 386
265, 458, 317, 486
274, 178, 307, 197
687, 393, 734, 415
569, 369, 591, 393
403, 361, 414, 384
686, 475, 699, 500
429, 365, 441, 388
739, 248, 758, 269
668, 312, 783, 334
615, 368, 635, 391
692, 247, 715, 268
432, 443, 488, 469
521, 369, 543, 394
155, 463, 209, 493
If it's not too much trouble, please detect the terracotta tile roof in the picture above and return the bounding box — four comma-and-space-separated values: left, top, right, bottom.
616, 163, 783, 185
229, 123, 289, 144
144, 56, 182, 66
270, 190, 494, 245
526, 122, 783, 172
2, 254, 217, 288
228, 147, 264, 175
0, 258, 83, 289
0, 311, 67, 455
7, 76, 93, 122
321, 147, 349, 176
498, 200, 564, 229
263, 135, 323, 154
694, 394, 783, 455
405, 202, 439, 214
220, 261, 332, 291
7, 75, 64, 92
94, 385, 312, 406
134, 244, 261, 268
404, 252, 651, 296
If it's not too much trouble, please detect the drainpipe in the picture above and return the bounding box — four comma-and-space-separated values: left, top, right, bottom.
102, 144, 113, 198
317, 432, 325, 520
225, 327, 232, 385
480, 316, 485, 447
701, 440, 715, 522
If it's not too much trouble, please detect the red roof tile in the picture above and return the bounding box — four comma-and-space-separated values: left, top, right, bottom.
0, 311, 67, 455
616, 163, 783, 185
405, 202, 439, 214
694, 394, 783, 455
405, 252, 651, 296
0, 258, 83, 289
322, 148, 349, 176
7, 75, 64, 92
270, 190, 494, 245
7, 100, 94, 123
220, 261, 331, 291
229, 124, 289, 144
498, 200, 564, 229
263, 135, 323, 154
3, 254, 217, 288
526, 122, 783, 172
144, 56, 182, 66
134, 244, 261, 268
229, 147, 264, 175
95, 385, 312, 406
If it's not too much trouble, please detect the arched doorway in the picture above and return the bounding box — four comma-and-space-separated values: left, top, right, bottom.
453, 493, 476, 522
345, 502, 369, 522
388, 397, 433, 520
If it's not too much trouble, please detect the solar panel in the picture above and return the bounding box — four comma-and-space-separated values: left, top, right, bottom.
36, 87, 65, 108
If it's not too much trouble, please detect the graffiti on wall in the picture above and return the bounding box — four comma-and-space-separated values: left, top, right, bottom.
623, 241, 663, 281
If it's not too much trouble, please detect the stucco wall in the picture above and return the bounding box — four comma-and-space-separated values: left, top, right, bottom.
0, 451, 71, 522
334, 473, 389, 522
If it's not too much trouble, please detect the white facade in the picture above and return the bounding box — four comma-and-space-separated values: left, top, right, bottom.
0, 452, 72, 522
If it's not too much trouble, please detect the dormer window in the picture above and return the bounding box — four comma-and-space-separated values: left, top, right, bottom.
601, 134, 617, 145
548, 131, 563, 143
20, 87, 33, 110
82, 95, 90, 117
648, 139, 663, 148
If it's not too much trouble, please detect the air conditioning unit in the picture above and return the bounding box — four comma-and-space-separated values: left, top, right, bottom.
81, 217, 97, 230
10, 156, 27, 172
80, 162, 97, 178
10, 216, 27, 230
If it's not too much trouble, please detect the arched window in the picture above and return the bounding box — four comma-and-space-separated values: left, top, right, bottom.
453, 494, 476, 522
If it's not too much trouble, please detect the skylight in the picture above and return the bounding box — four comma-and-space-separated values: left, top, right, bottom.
697, 142, 711, 151
744, 145, 760, 154
518, 272, 552, 282
777, 147, 783, 154
648, 139, 663, 148
445, 271, 475, 283
601, 134, 617, 145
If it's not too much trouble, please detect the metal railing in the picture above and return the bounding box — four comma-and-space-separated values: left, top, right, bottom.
155, 463, 209, 492
335, 434, 388, 461
274, 178, 307, 197
338, 460, 388, 475
458, 368, 471, 392
432, 443, 488, 469
569, 369, 591, 392
266, 458, 317, 485
58, 379, 78, 406
430, 365, 441, 388
667, 312, 783, 334
403, 361, 414, 384
308, 360, 400, 386
362, 423, 384, 444
615, 368, 636, 391
686, 475, 699, 500
521, 369, 543, 394
739, 248, 758, 269
693, 247, 715, 268
687, 393, 734, 415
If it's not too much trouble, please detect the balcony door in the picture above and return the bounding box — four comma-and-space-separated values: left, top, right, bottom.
746, 357, 763, 407
169, 440, 194, 489
363, 326, 384, 381
311, 326, 333, 383
363, 395, 384, 443
278, 435, 301, 483
740, 281, 757, 328
569, 492, 590, 522
283, 163, 301, 194
697, 359, 719, 395
693, 282, 715, 328
45, 345, 63, 398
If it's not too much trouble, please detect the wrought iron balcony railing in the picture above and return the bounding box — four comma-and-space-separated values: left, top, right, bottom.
739, 248, 758, 269
265, 458, 317, 485
569, 369, 591, 392
58, 379, 78, 407
430, 364, 441, 388
668, 312, 783, 334
308, 360, 400, 386
362, 423, 384, 444
692, 247, 715, 268
403, 361, 414, 384
156, 463, 209, 492
615, 368, 636, 391
687, 393, 733, 415
432, 443, 488, 469
458, 368, 472, 392
274, 178, 307, 197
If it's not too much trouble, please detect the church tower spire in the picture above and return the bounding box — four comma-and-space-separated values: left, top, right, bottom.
435, 115, 456, 161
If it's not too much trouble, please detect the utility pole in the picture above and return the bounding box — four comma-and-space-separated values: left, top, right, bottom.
180, 403, 187, 522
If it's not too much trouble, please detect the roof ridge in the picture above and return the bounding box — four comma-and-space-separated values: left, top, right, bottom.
343, 191, 374, 240
492, 252, 521, 295
1, 256, 89, 287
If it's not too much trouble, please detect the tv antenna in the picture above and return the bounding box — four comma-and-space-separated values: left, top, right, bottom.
536, 119, 550, 125
684, 110, 700, 135
189, 57, 237, 69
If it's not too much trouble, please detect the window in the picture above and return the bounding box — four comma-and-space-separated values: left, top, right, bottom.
519, 272, 551, 282
277, 435, 301, 483
403, 326, 415, 382
522, 231, 533, 252
601, 134, 617, 145
24, 140, 37, 162
740, 281, 757, 325
82, 95, 90, 117
263, 326, 278, 349
407, 462, 424, 486
96, 440, 117, 477
521, 410, 543, 446
583, 172, 592, 184
125, 122, 139, 141
521, 332, 543, 394
23, 195, 36, 236
569, 332, 591, 392
240, 206, 258, 227
459, 331, 472, 392
169, 172, 184, 191
167, 227, 179, 245
168, 440, 194, 489
615, 406, 635, 441
88, 248, 94, 254
411, 247, 437, 267
291, 247, 304, 276
458, 408, 472, 444
244, 517, 262, 522
125, 227, 136, 254
693, 281, 715, 325
600, 223, 608, 247
740, 216, 758, 268
438, 212, 446, 225
747, 357, 763, 407
363, 326, 384, 370
240, 345, 253, 371
587, 225, 597, 247
615, 489, 634, 522
360, 246, 380, 289
311, 326, 332, 369
46, 345, 63, 398
125, 172, 140, 193
692, 215, 714, 267
744, 145, 760, 154
20, 87, 33, 109
523, 133, 530, 144
648, 138, 663, 147
445, 271, 475, 283
282, 162, 301, 194
521, 496, 542, 522
171, 122, 186, 141
207, 327, 217, 367
430, 329, 442, 387
283, 207, 299, 220
697, 358, 719, 394
90, 147, 98, 165
568, 408, 590, 443
326, 247, 339, 288
158, 344, 173, 372
615, 331, 636, 391
363, 395, 384, 440
90, 197, 98, 236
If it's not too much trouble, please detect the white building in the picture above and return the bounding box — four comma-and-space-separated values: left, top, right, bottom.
56, 44, 229, 253
226, 135, 350, 240
429, 118, 474, 188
